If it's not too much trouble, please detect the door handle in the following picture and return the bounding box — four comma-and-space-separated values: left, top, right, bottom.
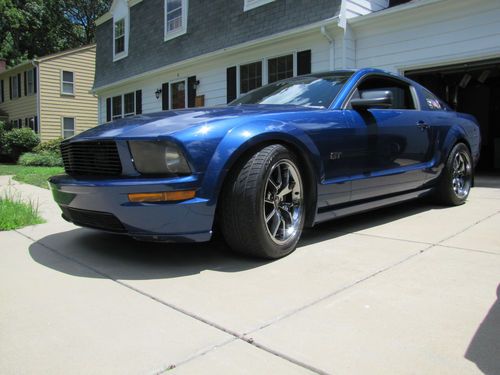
416, 121, 430, 130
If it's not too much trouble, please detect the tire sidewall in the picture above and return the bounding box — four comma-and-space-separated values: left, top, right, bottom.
442, 143, 473, 205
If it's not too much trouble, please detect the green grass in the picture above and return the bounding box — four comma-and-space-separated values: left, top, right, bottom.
0, 164, 64, 189
0, 190, 45, 230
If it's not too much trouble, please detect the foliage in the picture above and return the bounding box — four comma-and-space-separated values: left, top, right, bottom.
0, 0, 112, 66
0, 164, 64, 188
0, 188, 45, 230
33, 137, 63, 156
18, 151, 63, 167
0, 128, 40, 161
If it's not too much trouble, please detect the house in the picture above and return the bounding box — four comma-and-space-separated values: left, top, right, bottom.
0, 45, 98, 141
93, 0, 500, 170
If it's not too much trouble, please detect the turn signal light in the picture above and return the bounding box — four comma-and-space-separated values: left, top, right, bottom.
128, 190, 196, 203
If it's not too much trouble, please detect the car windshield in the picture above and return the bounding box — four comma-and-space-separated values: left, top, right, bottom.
230, 72, 353, 108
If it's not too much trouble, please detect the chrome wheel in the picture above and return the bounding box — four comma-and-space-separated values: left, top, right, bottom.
263, 160, 303, 245
452, 150, 472, 199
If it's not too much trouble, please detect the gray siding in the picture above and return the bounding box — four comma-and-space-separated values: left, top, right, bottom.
95, 0, 341, 88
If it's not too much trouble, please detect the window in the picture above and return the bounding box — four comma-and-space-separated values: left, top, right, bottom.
11, 75, 19, 99
244, 0, 275, 11
112, 95, 122, 119
349, 76, 416, 110
240, 61, 262, 95
61, 71, 74, 95
268, 54, 294, 84
114, 19, 126, 56
106, 91, 142, 121
164, 0, 188, 41
124, 92, 135, 117
27, 69, 35, 95
422, 89, 444, 111
63, 117, 75, 138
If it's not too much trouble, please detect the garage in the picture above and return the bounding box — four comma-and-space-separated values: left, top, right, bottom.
405, 59, 500, 171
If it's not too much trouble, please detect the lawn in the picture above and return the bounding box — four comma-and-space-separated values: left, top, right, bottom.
0, 191, 45, 230
0, 164, 63, 189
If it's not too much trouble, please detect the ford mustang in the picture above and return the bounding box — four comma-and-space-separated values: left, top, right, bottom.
49, 68, 480, 258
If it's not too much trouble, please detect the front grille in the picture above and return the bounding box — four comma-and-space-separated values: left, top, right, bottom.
61, 206, 126, 232
61, 141, 122, 176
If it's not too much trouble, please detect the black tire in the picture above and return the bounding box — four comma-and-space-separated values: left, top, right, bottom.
433, 142, 473, 206
219, 145, 305, 259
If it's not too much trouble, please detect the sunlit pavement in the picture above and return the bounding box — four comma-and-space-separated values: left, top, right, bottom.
1, 174, 499, 374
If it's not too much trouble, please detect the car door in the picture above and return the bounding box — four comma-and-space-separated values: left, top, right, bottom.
344, 74, 434, 202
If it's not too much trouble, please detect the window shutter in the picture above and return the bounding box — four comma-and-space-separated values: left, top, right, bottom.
187, 76, 197, 108
106, 98, 111, 122
162, 82, 169, 110
33, 67, 37, 93
9, 77, 12, 99
24, 71, 27, 96
226, 66, 237, 103
17, 73, 21, 96
135, 90, 142, 114
297, 50, 312, 76
25, 118, 28, 127
0, 80, 3, 102
34, 116, 38, 133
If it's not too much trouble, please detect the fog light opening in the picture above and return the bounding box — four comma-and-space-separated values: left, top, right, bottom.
128, 190, 196, 203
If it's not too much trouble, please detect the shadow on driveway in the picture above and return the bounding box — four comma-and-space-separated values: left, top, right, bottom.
29, 199, 441, 280
465, 284, 500, 375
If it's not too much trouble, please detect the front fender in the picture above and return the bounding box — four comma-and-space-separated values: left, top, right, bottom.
198, 120, 322, 205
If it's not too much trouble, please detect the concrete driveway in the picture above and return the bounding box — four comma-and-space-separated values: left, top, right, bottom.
1, 175, 499, 374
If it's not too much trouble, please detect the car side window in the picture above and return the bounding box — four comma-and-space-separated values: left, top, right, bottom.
422, 89, 444, 111
348, 75, 416, 110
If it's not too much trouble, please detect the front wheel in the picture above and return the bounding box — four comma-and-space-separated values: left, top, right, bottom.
434, 142, 473, 206
219, 145, 305, 259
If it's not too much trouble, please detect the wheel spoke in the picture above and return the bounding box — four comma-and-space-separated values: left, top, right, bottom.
266, 209, 277, 223
271, 216, 281, 237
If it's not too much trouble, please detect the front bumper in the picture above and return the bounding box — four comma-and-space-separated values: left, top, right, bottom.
49, 174, 215, 242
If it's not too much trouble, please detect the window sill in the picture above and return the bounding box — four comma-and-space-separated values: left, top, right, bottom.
61, 92, 75, 97
164, 28, 187, 42
113, 52, 128, 62
244, 0, 275, 11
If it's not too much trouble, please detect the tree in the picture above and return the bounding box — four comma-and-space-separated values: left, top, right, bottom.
0, 0, 111, 67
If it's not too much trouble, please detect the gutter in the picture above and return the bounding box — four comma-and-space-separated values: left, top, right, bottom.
93, 15, 341, 93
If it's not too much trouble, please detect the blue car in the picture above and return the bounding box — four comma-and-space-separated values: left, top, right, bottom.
49, 68, 480, 258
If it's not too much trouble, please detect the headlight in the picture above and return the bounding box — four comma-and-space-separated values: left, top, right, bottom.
128, 141, 191, 175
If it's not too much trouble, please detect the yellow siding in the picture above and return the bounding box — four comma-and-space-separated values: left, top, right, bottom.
39, 46, 98, 141
0, 65, 37, 125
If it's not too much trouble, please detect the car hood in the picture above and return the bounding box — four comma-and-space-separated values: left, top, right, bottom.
68, 105, 321, 141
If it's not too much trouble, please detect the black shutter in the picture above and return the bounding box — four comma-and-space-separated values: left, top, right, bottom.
33, 67, 37, 93
226, 66, 237, 103
297, 50, 312, 76
34, 116, 38, 133
162, 82, 169, 110
25, 118, 28, 127
187, 76, 197, 108
0, 80, 3, 102
135, 90, 142, 114
24, 71, 27, 96
9, 77, 12, 99
17, 73, 21, 97
106, 98, 111, 122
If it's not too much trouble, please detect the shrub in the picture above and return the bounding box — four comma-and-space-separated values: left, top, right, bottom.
0, 128, 40, 161
18, 151, 63, 167
33, 137, 63, 156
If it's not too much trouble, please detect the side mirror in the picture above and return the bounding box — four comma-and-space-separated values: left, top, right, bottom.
351, 90, 393, 110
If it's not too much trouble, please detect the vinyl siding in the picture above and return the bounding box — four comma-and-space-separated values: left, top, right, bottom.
39, 46, 98, 141
96, 31, 339, 124
353, 0, 500, 72
0, 65, 37, 124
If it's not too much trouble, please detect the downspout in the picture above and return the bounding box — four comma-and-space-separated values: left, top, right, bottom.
320, 26, 335, 71
31, 59, 41, 139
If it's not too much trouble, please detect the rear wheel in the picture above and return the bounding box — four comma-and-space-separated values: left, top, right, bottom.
434, 142, 473, 206
219, 145, 305, 259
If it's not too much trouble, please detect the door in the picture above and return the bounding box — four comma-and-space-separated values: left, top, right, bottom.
344, 75, 434, 201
